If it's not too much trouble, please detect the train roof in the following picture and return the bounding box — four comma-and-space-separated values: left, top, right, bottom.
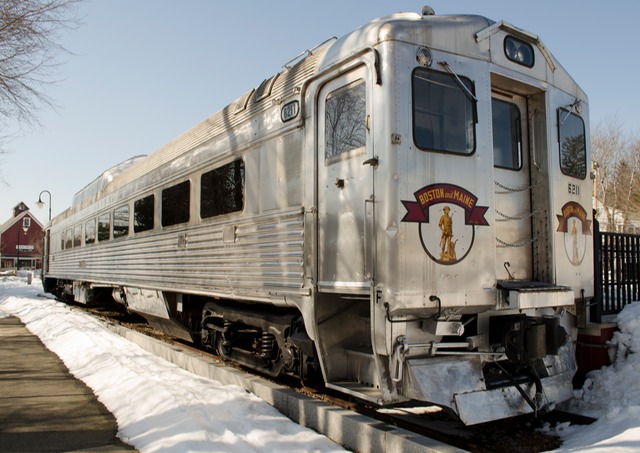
72, 155, 146, 208
318, 11, 494, 71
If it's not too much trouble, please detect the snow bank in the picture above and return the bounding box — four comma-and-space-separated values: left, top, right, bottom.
550, 302, 640, 452
0, 276, 344, 453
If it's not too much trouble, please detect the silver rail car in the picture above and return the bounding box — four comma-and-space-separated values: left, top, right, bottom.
43, 6, 592, 425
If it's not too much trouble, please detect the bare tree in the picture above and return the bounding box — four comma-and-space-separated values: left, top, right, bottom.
617, 138, 640, 230
592, 117, 640, 232
0, 0, 80, 125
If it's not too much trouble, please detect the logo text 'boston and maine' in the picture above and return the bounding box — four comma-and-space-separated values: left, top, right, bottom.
402, 183, 488, 225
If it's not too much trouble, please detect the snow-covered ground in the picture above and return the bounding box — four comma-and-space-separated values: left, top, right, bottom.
1, 274, 640, 452
0, 275, 345, 453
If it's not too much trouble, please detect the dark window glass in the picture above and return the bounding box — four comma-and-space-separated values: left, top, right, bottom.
413, 68, 476, 154
113, 205, 130, 238
325, 80, 366, 160
162, 181, 190, 227
492, 99, 522, 170
558, 108, 586, 179
98, 213, 110, 241
134, 194, 155, 233
73, 225, 82, 247
85, 219, 96, 244
201, 160, 245, 219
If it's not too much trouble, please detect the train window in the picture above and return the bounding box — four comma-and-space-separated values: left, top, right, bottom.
492, 99, 522, 170
73, 225, 82, 247
98, 213, 110, 241
324, 80, 366, 161
85, 219, 96, 245
201, 160, 245, 219
162, 181, 190, 227
413, 68, 476, 154
134, 194, 155, 233
65, 229, 72, 249
558, 108, 586, 179
113, 205, 130, 238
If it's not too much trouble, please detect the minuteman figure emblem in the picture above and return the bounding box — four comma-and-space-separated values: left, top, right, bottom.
402, 183, 489, 265
556, 201, 591, 266
438, 206, 456, 262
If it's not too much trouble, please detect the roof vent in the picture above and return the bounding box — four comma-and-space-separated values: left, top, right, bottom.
422, 5, 435, 16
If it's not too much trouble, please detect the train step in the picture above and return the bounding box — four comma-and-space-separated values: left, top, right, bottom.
326, 381, 384, 404
497, 280, 574, 309
324, 348, 384, 403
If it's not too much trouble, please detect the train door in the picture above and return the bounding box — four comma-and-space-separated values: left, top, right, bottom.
317, 66, 374, 292
492, 92, 533, 281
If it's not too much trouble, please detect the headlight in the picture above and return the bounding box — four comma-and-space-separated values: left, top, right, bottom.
504, 36, 534, 68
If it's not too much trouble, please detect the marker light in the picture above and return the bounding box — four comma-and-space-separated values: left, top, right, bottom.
504, 36, 534, 68
416, 47, 433, 67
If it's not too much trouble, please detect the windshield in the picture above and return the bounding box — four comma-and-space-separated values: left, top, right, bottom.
412, 68, 476, 154
558, 108, 586, 179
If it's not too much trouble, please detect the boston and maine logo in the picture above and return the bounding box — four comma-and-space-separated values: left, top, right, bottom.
402, 184, 489, 265
556, 201, 591, 266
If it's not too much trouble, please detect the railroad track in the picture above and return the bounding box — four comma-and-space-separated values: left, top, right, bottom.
73, 299, 595, 453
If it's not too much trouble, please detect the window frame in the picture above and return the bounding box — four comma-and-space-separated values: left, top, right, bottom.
200, 160, 245, 220
113, 204, 130, 239
492, 98, 523, 171
412, 67, 477, 155
64, 229, 73, 249
558, 108, 587, 180
98, 213, 111, 242
73, 225, 82, 248
323, 79, 367, 163
134, 194, 155, 233
162, 180, 191, 227
85, 218, 96, 245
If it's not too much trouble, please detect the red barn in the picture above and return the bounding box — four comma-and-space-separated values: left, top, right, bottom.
0, 202, 44, 270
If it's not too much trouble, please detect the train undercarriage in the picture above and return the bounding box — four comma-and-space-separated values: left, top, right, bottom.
44, 277, 575, 425
44, 277, 323, 381
199, 301, 321, 381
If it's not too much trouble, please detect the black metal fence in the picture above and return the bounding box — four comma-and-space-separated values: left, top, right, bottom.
593, 226, 640, 322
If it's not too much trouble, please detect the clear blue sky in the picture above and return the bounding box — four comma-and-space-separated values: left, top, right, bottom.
2, 0, 639, 224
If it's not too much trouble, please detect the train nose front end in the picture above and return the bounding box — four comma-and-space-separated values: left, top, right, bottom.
373, 10, 590, 424
393, 312, 576, 425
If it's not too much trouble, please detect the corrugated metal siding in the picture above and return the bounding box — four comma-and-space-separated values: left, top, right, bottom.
49, 208, 305, 300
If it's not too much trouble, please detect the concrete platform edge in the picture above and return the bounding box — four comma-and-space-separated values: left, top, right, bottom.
100, 321, 466, 453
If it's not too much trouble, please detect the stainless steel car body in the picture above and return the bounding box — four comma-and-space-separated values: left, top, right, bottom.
44, 8, 591, 424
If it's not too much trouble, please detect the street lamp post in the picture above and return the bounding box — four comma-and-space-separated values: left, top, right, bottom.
36, 190, 52, 221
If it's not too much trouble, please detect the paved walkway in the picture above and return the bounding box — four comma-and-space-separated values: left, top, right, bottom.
0, 316, 136, 452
